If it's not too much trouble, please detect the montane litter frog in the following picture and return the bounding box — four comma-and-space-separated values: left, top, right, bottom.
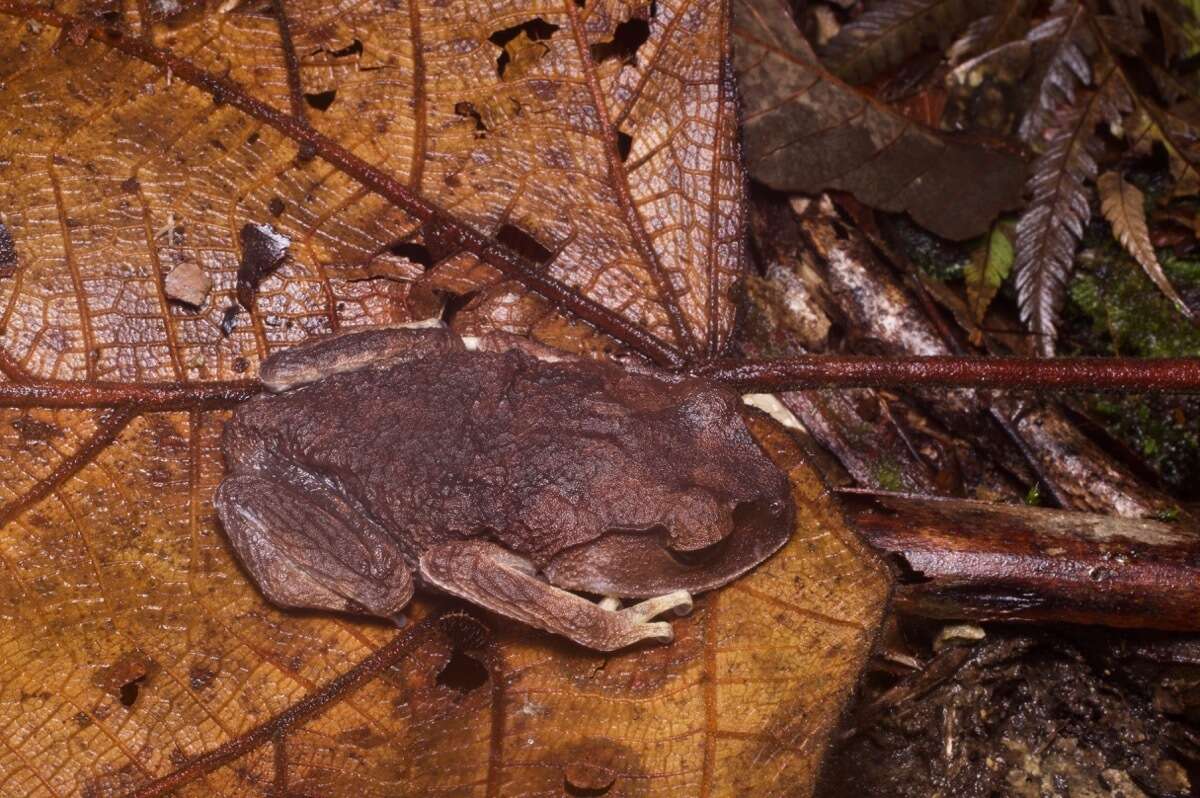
214, 325, 795, 651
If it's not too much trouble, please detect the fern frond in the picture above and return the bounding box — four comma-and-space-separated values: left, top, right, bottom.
1014, 79, 1125, 355
1019, 0, 1096, 144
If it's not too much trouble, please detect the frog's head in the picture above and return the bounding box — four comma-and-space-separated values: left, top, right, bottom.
539, 380, 795, 599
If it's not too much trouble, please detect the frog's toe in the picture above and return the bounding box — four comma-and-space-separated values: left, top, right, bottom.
597, 595, 622, 611
638, 621, 673, 645
620, 589, 693, 624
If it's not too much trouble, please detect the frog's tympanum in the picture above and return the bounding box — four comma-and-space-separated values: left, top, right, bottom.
214, 326, 795, 651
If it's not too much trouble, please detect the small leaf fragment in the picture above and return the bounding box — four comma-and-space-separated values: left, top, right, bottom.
237, 222, 291, 310
1098, 170, 1195, 320
964, 222, 1014, 325
163, 261, 213, 308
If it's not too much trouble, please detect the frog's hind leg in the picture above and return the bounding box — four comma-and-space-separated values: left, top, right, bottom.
418, 540, 692, 652
260, 321, 464, 391
214, 474, 414, 620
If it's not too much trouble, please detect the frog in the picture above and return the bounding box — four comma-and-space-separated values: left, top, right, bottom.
213, 324, 795, 652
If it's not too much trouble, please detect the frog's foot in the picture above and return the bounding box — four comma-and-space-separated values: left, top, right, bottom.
419, 541, 687, 652
259, 322, 462, 391
620, 590, 693, 623
215, 474, 414, 618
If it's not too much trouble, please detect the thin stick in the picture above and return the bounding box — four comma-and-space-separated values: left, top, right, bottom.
0, 380, 259, 409
698, 355, 1200, 393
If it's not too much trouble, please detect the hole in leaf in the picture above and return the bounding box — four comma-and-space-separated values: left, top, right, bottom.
220, 304, 239, 337
0, 220, 17, 278
119, 676, 146, 707
589, 14, 651, 64
454, 100, 488, 136
496, 223, 554, 264
303, 89, 337, 111
327, 38, 363, 58
563, 776, 614, 797
386, 241, 434, 268
489, 18, 560, 78
616, 130, 633, 162
436, 649, 488, 693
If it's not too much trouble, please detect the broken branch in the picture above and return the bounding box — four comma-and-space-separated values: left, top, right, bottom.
848, 491, 1200, 632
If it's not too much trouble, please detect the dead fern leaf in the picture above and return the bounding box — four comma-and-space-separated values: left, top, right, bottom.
946, 0, 1032, 65
1110, 0, 1200, 60
1098, 170, 1196, 320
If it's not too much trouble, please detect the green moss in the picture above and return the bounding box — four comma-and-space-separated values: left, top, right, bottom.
874, 459, 905, 492
1085, 394, 1200, 499
881, 215, 972, 281
1061, 242, 1200, 498
1062, 245, 1200, 358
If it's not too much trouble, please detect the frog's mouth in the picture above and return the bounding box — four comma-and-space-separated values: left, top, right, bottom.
541, 496, 794, 598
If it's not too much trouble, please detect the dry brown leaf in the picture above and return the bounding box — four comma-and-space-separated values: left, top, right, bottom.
1097, 170, 1195, 320
733, 0, 1026, 241
0, 1, 889, 795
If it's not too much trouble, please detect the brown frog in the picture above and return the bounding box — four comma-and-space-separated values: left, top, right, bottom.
214, 325, 795, 651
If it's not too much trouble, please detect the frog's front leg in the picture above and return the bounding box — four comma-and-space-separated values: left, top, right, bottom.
214, 474, 414, 619
260, 320, 463, 391
419, 540, 693, 652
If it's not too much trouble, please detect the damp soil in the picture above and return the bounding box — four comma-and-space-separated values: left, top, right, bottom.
818, 624, 1200, 798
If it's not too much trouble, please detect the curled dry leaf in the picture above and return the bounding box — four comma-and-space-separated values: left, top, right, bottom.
0, 0, 889, 795
733, 0, 1026, 241
1097, 170, 1195, 321
236, 222, 291, 311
